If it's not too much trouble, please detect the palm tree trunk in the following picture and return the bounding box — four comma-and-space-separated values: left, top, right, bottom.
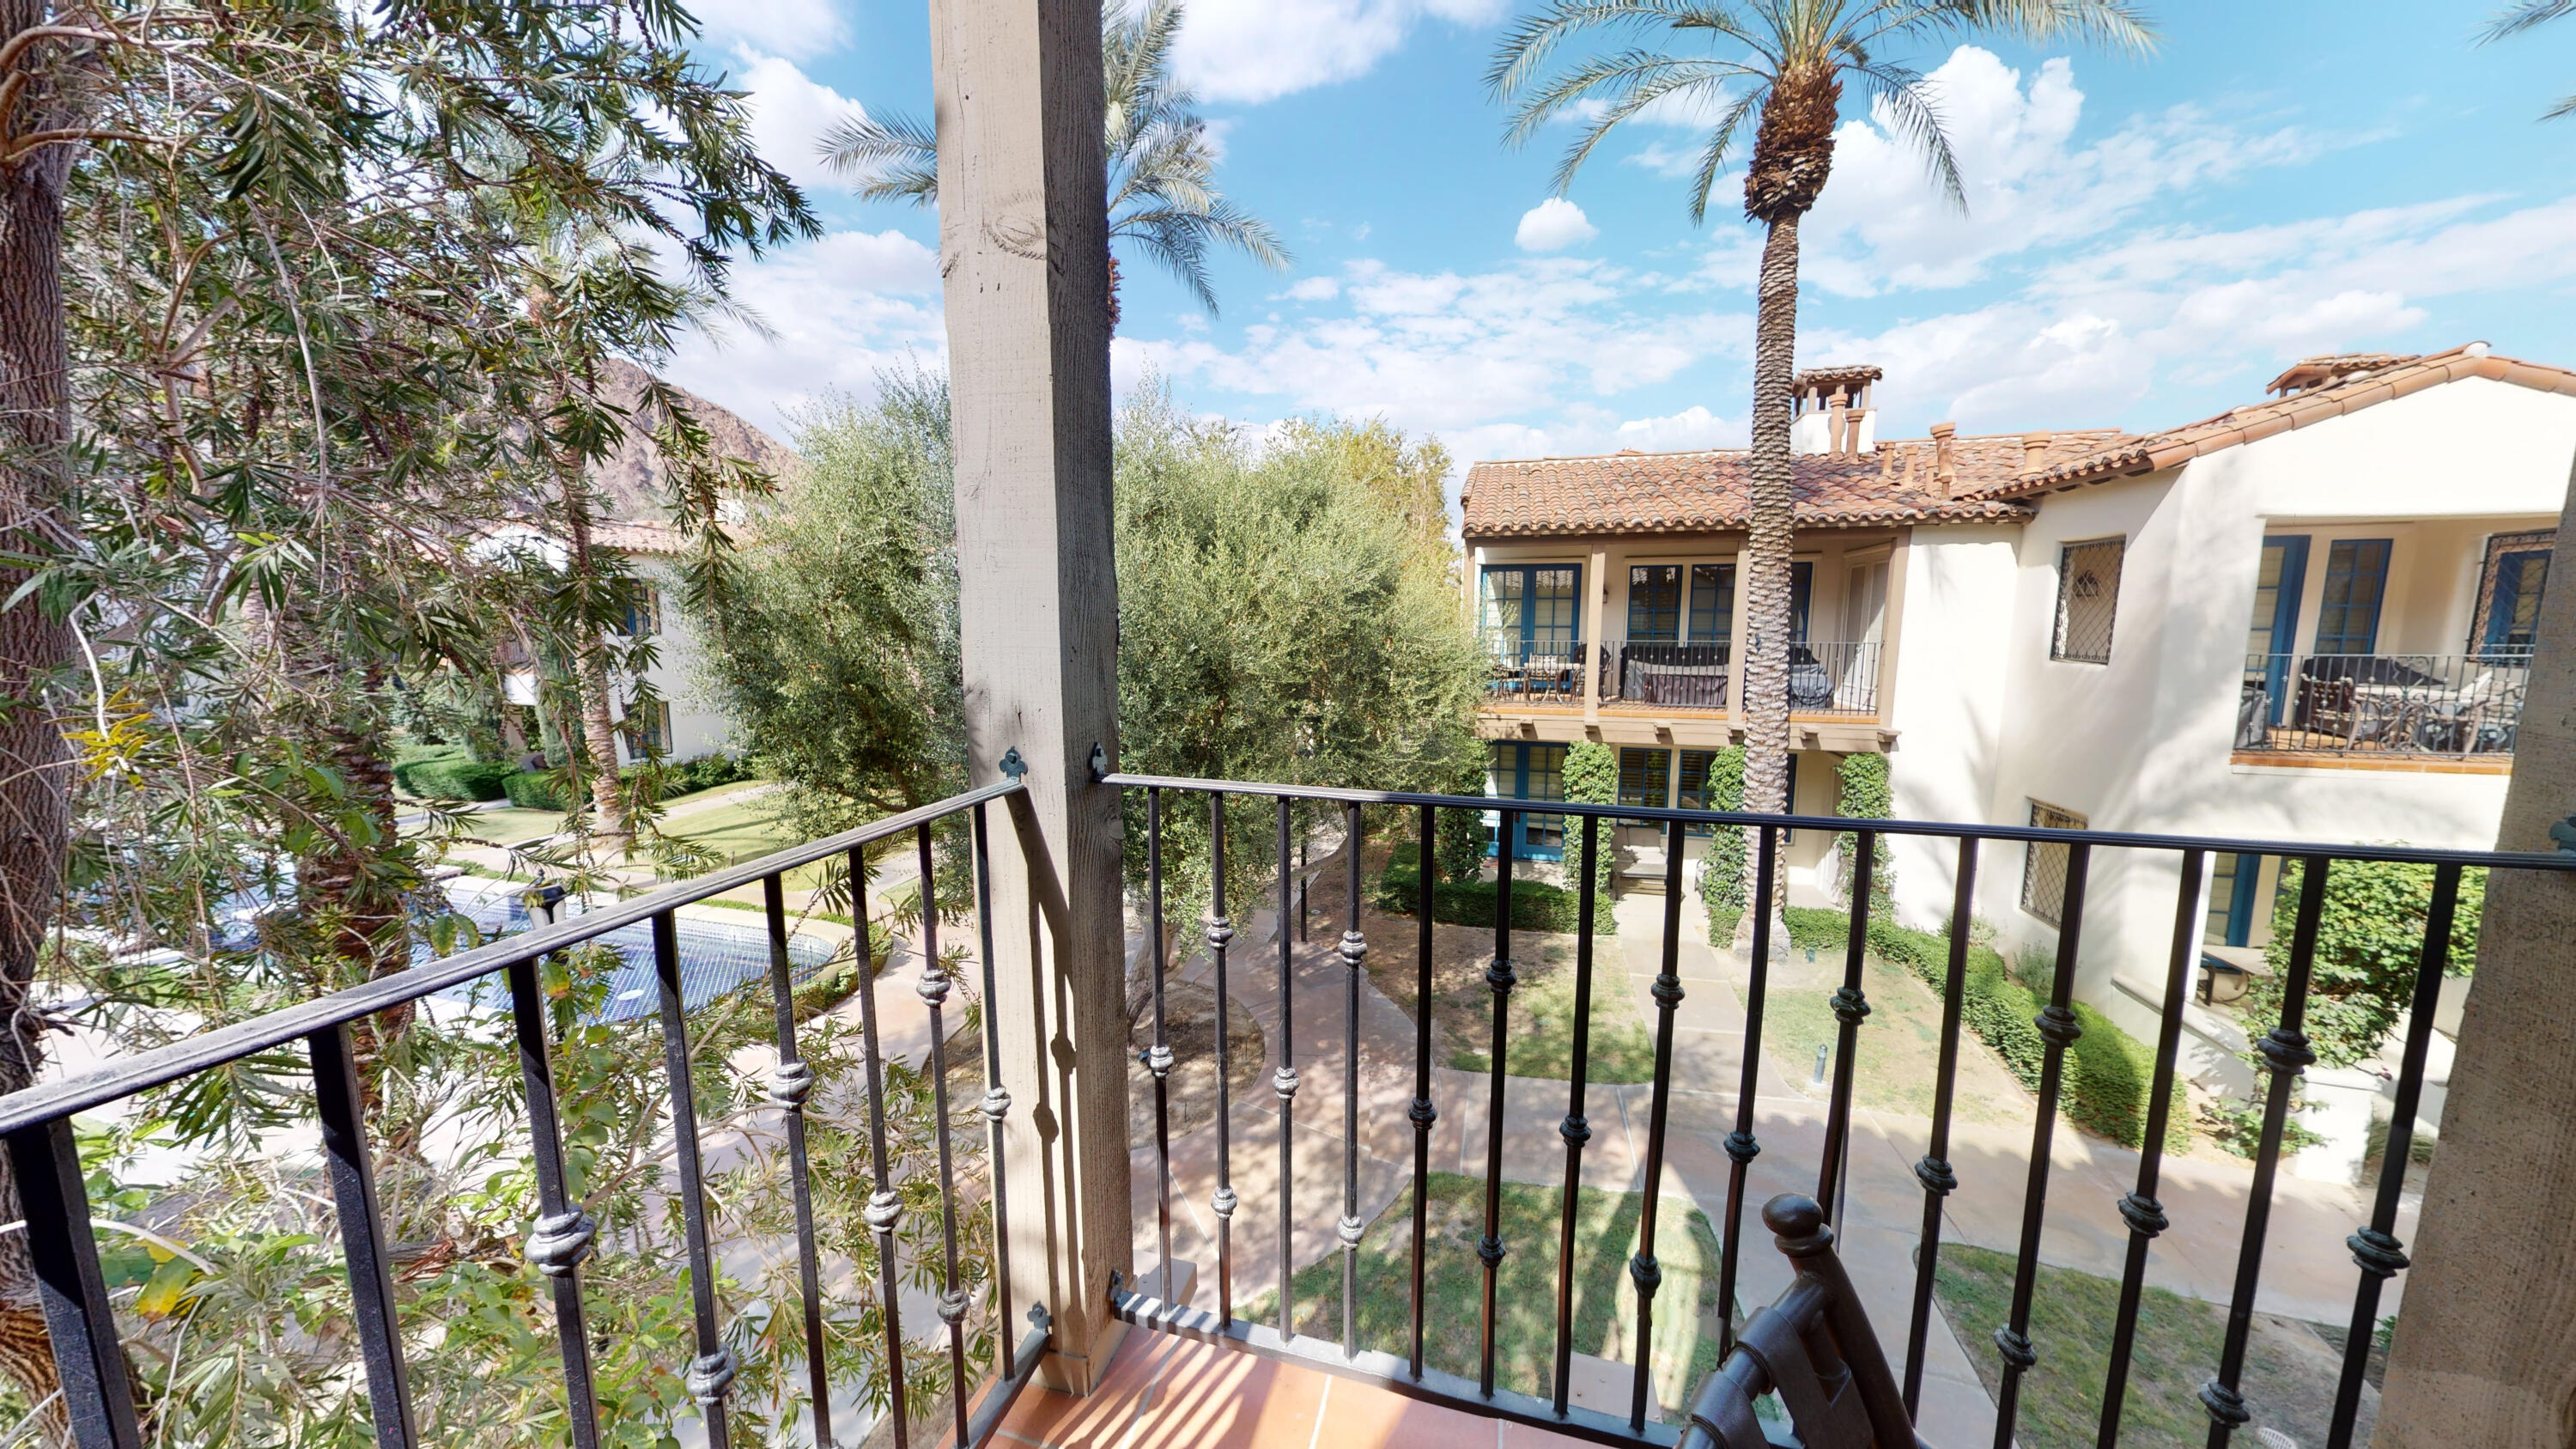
557, 473, 629, 850
0, 4, 87, 1422
1738, 210, 1801, 923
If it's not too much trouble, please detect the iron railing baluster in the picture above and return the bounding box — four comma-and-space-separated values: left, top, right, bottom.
2326, 864, 2458, 1449
1276, 797, 1301, 1341
2096, 849, 2207, 1447
1816, 831, 1877, 1225
505, 914, 602, 1449
971, 802, 1018, 1364
913, 824, 974, 1449
1552, 816, 1601, 1417
761, 873, 835, 1446
1478, 808, 1519, 1398
848, 847, 910, 1449
6, 1118, 143, 1449
1146, 788, 1175, 1313
1628, 822, 1688, 1431
1715, 826, 1778, 1361
1903, 838, 1977, 1416
1339, 802, 1369, 1360
307, 1022, 419, 1448
653, 910, 737, 1449
1990, 842, 2092, 1449
2200, 855, 2329, 1447
1207, 793, 1237, 1324
1407, 801, 1437, 1380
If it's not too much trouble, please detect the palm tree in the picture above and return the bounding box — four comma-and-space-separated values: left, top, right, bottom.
1490, 0, 2153, 922
823, 0, 1288, 321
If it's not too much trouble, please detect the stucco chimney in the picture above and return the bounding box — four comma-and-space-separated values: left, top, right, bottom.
1929, 422, 1956, 496
1826, 387, 1850, 455
2021, 429, 2052, 475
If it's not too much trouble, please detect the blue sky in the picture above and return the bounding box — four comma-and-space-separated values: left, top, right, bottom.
666, 0, 2576, 487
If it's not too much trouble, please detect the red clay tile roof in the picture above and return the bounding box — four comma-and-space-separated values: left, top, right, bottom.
1460, 429, 2123, 539
1976, 344, 2576, 500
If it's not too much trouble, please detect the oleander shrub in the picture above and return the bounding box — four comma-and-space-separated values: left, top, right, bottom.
1374, 856, 1613, 935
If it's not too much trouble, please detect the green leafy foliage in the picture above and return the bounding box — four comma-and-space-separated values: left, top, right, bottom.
1695, 746, 1747, 935
501, 772, 566, 811
1562, 741, 1620, 899
1789, 911, 2188, 1153
2250, 857, 2486, 1068
1833, 752, 1893, 904
1375, 856, 1613, 935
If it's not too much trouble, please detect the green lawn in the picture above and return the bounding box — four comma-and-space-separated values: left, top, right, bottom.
1242, 1172, 1724, 1419
664, 794, 805, 864
1752, 950, 2032, 1127
1446, 942, 1661, 1083
1935, 1245, 2360, 1447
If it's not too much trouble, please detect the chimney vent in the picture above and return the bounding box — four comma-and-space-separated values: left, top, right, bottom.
2021, 430, 2052, 475
1929, 422, 1956, 496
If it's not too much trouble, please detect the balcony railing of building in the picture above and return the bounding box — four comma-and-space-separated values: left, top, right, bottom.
1101, 772, 2570, 1449
16, 772, 2573, 1449
0, 778, 1048, 1449
1484, 635, 1883, 717
2239, 651, 2529, 758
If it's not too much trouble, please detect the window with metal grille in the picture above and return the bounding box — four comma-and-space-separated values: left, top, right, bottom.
2022, 801, 2087, 925
622, 583, 664, 639
2050, 539, 2123, 663
626, 697, 671, 756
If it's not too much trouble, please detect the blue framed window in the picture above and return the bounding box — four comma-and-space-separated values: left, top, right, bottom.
621, 583, 663, 639
1628, 566, 1683, 642
1481, 564, 1583, 650
1488, 742, 1568, 861
2204, 852, 2263, 947
2245, 535, 2309, 723
1618, 748, 1670, 824
2313, 539, 2391, 655
1677, 750, 1717, 837
2476, 534, 2550, 659
1688, 564, 1734, 645
1790, 561, 1814, 643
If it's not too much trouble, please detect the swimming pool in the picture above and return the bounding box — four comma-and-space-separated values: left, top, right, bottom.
435, 878, 843, 1023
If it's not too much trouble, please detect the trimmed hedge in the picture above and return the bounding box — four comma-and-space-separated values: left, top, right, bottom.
1788, 910, 2189, 1153
629, 752, 755, 799
1374, 856, 1614, 935
501, 771, 566, 810
395, 746, 513, 802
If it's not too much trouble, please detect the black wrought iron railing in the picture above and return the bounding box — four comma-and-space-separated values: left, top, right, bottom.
1100, 771, 2571, 1449
2239, 651, 2529, 757
0, 779, 1046, 1449
1484, 636, 1882, 717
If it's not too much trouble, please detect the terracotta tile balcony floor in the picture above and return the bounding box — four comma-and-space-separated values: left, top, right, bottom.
996, 1330, 1591, 1449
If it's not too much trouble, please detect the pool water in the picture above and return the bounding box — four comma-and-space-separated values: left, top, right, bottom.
434, 879, 842, 1023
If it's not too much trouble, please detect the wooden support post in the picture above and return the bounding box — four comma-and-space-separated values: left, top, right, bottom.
1583, 545, 1607, 724
2372, 454, 2576, 1446
930, 0, 1131, 1397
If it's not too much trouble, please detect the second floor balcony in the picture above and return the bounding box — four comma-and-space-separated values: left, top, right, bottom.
2236, 650, 2529, 764
1485, 633, 1885, 721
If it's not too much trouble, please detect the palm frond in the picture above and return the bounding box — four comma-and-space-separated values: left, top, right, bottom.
1902, 0, 2159, 55
1854, 61, 1964, 211
2485, 0, 2576, 40
1686, 89, 1762, 223
818, 112, 940, 208
1485, 0, 1716, 101
1549, 62, 1746, 194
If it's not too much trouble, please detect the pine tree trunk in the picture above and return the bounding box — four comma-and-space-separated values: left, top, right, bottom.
1736, 210, 1801, 929
0, 3, 88, 1425
558, 473, 629, 849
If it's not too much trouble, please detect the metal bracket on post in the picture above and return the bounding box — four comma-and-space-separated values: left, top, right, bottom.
1088, 743, 1109, 783
999, 746, 1028, 781
2550, 815, 2576, 853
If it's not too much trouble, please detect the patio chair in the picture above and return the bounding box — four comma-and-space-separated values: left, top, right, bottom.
1679, 1195, 1925, 1449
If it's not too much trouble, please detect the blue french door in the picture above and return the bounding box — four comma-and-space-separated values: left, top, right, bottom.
2314, 539, 2391, 655
2247, 535, 2308, 723
1482, 564, 1583, 651
2481, 545, 2550, 658
1488, 742, 1567, 861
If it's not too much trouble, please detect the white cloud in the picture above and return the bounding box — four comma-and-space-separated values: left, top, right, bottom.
1690, 47, 2321, 299
1171, 0, 1507, 105
700, 0, 850, 62
1516, 198, 1599, 253
663, 228, 946, 435
732, 52, 869, 193
1284, 276, 1341, 301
